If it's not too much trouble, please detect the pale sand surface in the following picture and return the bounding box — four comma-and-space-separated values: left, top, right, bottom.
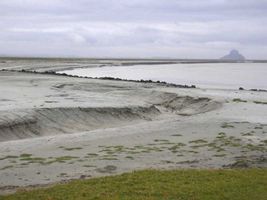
0, 65, 266, 194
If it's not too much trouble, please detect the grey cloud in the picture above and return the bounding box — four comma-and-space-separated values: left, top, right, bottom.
0, 0, 266, 59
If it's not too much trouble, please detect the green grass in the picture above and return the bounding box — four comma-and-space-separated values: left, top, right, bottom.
253, 101, 267, 105
241, 132, 254, 136
0, 165, 13, 170
0, 155, 19, 160
125, 156, 134, 160
48, 156, 79, 164
2, 169, 267, 200
189, 139, 208, 144
233, 98, 247, 103
221, 123, 235, 128
19, 157, 46, 162
19, 154, 32, 158
171, 134, 183, 137
63, 147, 83, 151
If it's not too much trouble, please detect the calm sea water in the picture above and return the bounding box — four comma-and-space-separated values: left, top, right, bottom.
60, 63, 267, 90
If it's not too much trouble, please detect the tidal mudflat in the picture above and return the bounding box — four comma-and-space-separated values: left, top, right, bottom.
0, 59, 266, 195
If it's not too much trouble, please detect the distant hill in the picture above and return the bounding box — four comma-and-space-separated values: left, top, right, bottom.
221, 50, 245, 61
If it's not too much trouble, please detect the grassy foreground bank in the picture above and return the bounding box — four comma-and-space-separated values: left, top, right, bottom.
2, 169, 267, 200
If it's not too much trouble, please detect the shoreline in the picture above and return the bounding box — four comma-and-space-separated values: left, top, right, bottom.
2, 68, 267, 92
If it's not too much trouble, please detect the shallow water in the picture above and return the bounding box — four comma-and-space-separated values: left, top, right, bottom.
60, 63, 267, 89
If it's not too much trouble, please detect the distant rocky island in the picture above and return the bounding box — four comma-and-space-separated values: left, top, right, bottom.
221, 50, 246, 61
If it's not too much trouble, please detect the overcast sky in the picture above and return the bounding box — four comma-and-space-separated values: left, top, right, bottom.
0, 0, 266, 59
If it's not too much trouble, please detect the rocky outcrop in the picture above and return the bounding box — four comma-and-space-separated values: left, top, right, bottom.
221, 50, 245, 61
